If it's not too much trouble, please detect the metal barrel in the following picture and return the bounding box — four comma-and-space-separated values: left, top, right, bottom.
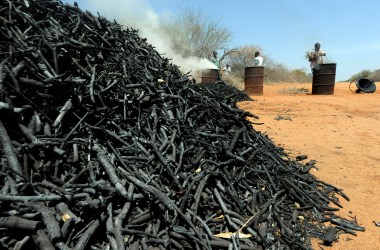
312, 63, 337, 95
245, 66, 264, 95
355, 77, 376, 93
201, 69, 219, 83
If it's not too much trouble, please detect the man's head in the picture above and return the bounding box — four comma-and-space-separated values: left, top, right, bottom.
255, 51, 260, 57
213, 51, 217, 58
314, 43, 321, 51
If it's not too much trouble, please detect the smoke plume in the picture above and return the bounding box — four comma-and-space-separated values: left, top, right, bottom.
80, 0, 216, 81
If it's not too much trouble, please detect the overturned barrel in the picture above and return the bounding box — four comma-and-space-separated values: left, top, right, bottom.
312, 63, 337, 95
245, 66, 264, 95
355, 77, 376, 93
201, 68, 219, 83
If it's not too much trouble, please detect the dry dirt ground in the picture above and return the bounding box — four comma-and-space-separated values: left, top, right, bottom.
238, 82, 380, 250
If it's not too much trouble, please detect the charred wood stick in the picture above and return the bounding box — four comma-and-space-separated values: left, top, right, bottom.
229, 217, 258, 238
123, 173, 203, 240
91, 126, 131, 149
335, 225, 357, 236
71, 58, 90, 77
0, 101, 13, 110
106, 140, 138, 178
33, 180, 66, 194
213, 188, 244, 221
4, 65, 20, 92
61, 218, 74, 240
285, 179, 324, 210
150, 104, 158, 142
191, 174, 210, 223
44, 122, 52, 136
195, 132, 228, 139
121, 228, 159, 238
179, 172, 206, 212
226, 187, 244, 211
100, 79, 118, 93
56, 202, 81, 224
37, 62, 54, 78
11, 60, 26, 75
69, 38, 123, 52
169, 129, 177, 161
225, 150, 245, 162
7, 175, 18, 195
137, 168, 161, 190
74, 213, 107, 250
191, 147, 205, 167
94, 143, 128, 199
0, 119, 24, 179
0, 59, 7, 90
150, 143, 181, 188
273, 208, 293, 236
72, 143, 79, 162
186, 209, 213, 239
114, 193, 132, 249
37, 49, 57, 77
0, 216, 42, 230
13, 235, 30, 250
124, 174, 175, 210
316, 180, 350, 201
105, 203, 116, 249
175, 142, 185, 175
158, 127, 169, 151
52, 99, 72, 128
330, 218, 365, 231
63, 112, 89, 142
171, 227, 209, 249
127, 210, 152, 225
89, 65, 96, 103
299, 164, 314, 174
23, 152, 30, 182
18, 123, 40, 145
282, 179, 316, 208
228, 126, 246, 151
132, 137, 150, 157
262, 164, 277, 192
243, 190, 285, 229
36, 204, 62, 244
0, 193, 88, 202
32, 229, 55, 250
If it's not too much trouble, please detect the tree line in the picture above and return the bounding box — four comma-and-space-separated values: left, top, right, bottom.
160, 7, 377, 85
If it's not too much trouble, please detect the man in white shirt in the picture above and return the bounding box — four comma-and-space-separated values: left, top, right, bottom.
222, 64, 232, 75
254, 51, 264, 66
310, 43, 326, 72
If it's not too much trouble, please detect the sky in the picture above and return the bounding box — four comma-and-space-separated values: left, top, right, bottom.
62, 0, 380, 81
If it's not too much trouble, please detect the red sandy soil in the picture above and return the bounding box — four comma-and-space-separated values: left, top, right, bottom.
238, 82, 380, 250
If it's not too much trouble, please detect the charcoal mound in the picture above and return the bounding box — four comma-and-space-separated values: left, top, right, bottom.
0, 1, 363, 249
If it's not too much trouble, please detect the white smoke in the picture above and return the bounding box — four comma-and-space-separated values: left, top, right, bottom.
80, 0, 215, 81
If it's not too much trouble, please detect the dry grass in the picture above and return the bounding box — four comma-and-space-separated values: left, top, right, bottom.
222, 73, 244, 90
277, 86, 310, 95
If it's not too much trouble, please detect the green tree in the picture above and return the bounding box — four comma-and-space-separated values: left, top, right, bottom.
369, 69, 380, 81
348, 70, 372, 82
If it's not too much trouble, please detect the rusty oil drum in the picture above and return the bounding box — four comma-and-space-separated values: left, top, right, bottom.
312, 63, 337, 95
244, 66, 264, 95
201, 68, 219, 83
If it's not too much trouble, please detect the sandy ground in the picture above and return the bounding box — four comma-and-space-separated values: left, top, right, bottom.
238, 82, 380, 250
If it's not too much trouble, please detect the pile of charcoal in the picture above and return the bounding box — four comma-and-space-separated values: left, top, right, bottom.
0, 0, 364, 249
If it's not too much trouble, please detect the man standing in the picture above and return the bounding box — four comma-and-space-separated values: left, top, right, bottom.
254, 51, 264, 66
210, 51, 221, 80
309, 42, 326, 72
222, 63, 232, 75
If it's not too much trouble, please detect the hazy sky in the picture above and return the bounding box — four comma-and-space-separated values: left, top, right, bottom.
63, 0, 379, 81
